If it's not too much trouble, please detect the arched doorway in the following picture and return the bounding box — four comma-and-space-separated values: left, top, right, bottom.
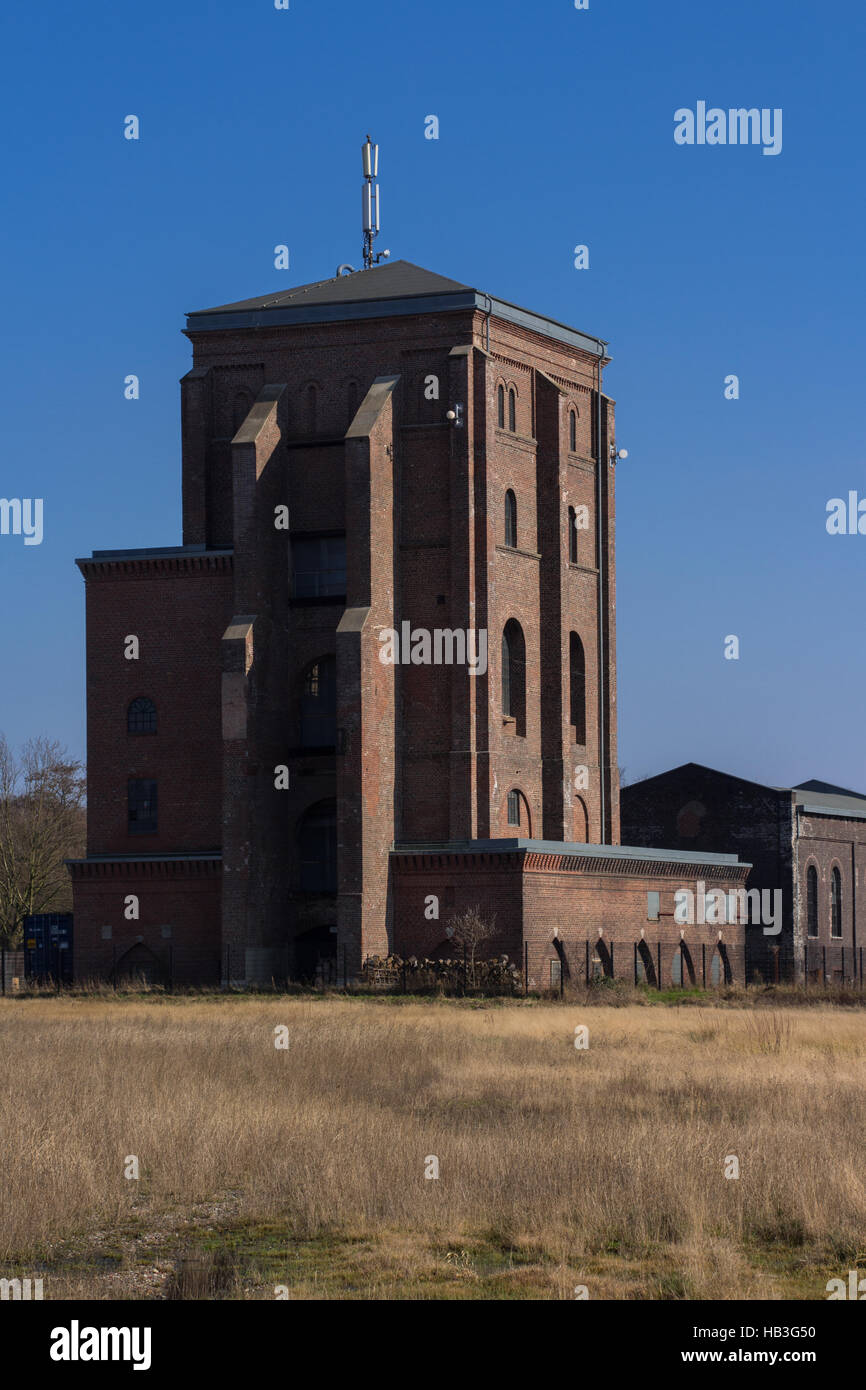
115, 942, 163, 986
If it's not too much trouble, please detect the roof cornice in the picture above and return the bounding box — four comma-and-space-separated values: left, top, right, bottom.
185, 291, 608, 360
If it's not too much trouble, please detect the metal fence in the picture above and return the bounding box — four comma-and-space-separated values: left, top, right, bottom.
0, 950, 25, 994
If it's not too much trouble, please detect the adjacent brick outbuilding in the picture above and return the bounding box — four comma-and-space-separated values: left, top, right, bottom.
622, 763, 866, 981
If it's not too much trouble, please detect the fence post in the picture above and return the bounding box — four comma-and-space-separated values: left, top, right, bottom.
633, 941, 637, 986
585, 939, 589, 984
609, 942, 614, 979
524, 940, 529, 996
702, 942, 706, 988
822, 944, 826, 983
1, 948, 4, 996
657, 941, 662, 988
842, 945, 845, 983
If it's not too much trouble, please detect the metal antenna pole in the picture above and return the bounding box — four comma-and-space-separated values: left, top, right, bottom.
361, 135, 388, 270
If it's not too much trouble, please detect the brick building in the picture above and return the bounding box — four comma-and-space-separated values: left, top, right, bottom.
622, 764, 866, 981
68, 260, 750, 988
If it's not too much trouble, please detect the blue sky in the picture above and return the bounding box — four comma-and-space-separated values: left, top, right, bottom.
1, 0, 863, 792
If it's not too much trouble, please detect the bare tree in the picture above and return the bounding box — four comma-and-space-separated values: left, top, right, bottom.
445, 905, 497, 984
0, 736, 86, 947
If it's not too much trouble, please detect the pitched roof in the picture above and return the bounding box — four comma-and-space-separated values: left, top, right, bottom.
184, 259, 608, 359
624, 763, 866, 818
193, 260, 473, 314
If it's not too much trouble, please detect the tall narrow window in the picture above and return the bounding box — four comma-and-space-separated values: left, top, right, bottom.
831, 867, 842, 937
497, 384, 505, 428
569, 632, 586, 744
569, 409, 577, 452
807, 865, 818, 937
501, 619, 526, 736
507, 789, 520, 826
128, 779, 158, 835
300, 655, 337, 747
504, 489, 517, 548
568, 506, 578, 564
298, 800, 337, 892
508, 387, 516, 432
128, 697, 157, 735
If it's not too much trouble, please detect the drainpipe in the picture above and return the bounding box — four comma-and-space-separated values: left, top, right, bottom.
479, 293, 492, 353
595, 351, 607, 844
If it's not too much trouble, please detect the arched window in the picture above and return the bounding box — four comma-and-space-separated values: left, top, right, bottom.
507, 789, 520, 826
569, 409, 577, 452
300, 656, 337, 748
672, 946, 683, 986
569, 633, 586, 744
807, 865, 819, 937
508, 387, 516, 432
504, 489, 517, 548
710, 944, 731, 985
592, 939, 612, 979
298, 800, 337, 892
568, 506, 578, 564
636, 940, 657, 986
497, 384, 505, 428
128, 697, 157, 735
831, 867, 842, 937
501, 619, 526, 736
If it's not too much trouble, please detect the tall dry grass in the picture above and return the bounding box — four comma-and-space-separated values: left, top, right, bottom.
1, 995, 865, 1297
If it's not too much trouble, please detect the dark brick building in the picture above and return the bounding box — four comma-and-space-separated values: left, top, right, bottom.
622, 764, 866, 981
68, 261, 749, 988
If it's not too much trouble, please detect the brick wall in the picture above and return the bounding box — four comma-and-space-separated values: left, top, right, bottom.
78, 553, 233, 855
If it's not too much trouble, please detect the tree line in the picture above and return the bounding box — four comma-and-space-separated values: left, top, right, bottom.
0, 736, 85, 948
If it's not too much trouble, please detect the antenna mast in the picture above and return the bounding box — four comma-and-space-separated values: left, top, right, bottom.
362, 135, 389, 270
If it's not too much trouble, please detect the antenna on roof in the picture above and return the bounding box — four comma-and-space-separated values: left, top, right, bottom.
362, 135, 390, 270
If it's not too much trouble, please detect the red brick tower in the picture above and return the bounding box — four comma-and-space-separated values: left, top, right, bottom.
69, 260, 621, 982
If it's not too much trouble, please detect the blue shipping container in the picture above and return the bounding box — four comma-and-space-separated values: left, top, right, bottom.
23, 913, 74, 983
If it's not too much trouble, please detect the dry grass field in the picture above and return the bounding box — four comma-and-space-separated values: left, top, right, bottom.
1, 991, 865, 1300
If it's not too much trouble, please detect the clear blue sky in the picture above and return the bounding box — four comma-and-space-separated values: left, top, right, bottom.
1, 0, 863, 792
